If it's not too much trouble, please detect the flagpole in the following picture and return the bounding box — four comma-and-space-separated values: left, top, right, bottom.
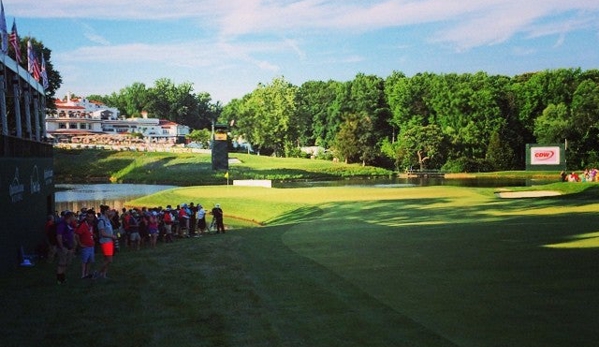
0, 0, 8, 136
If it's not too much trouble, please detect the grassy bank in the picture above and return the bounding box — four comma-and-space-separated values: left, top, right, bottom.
3, 185, 599, 346
53, 148, 392, 186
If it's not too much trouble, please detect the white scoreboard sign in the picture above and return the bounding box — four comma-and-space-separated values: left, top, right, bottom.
530, 146, 561, 165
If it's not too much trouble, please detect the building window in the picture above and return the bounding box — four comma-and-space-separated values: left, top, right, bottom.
58, 123, 66, 129
69, 123, 77, 129
79, 123, 87, 130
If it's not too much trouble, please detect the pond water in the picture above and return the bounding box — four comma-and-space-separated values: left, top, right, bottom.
55, 184, 176, 213
54, 177, 556, 213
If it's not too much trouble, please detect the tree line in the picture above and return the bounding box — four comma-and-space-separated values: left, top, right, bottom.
87, 78, 222, 132
88, 68, 599, 172
223, 69, 599, 171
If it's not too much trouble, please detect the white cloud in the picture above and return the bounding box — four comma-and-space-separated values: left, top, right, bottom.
79, 22, 111, 46
283, 38, 306, 61
553, 33, 566, 48
512, 46, 536, 56
56, 37, 288, 73
8, 0, 599, 50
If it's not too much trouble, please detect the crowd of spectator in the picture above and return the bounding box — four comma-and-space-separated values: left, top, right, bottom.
44, 202, 225, 284
560, 168, 599, 182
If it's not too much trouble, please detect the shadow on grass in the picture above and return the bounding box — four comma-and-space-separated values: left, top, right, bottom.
265, 205, 324, 225
278, 196, 599, 347
2, 189, 599, 346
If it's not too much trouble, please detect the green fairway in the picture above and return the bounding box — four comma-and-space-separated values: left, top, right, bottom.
2, 185, 599, 346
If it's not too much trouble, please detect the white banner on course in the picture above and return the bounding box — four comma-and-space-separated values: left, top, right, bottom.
530, 146, 561, 165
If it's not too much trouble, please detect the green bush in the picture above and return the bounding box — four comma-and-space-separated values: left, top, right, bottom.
315, 151, 334, 161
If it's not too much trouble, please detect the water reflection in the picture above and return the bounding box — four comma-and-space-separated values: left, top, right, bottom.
55, 184, 176, 213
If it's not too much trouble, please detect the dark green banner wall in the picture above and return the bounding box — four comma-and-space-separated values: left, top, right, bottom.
0, 157, 54, 273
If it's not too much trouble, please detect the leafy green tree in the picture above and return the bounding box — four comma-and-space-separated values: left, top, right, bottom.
186, 128, 211, 147
297, 80, 341, 147
397, 123, 447, 170
571, 80, 599, 136
491, 75, 525, 169
385, 72, 434, 129
513, 69, 582, 142
349, 73, 393, 164
195, 92, 222, 130
243, 77, 300, 156
333, 113, 364, 164
533, 103, 571, 145
381, 137, 408, 171
570, 80, 599, 167
102, 82, 150, 117
486, 129, 515, 170
222, 95, 253, 150
91, 79, 220, 131
324, 81, 352, 149
431, 72, 503, 159
146, 78, 198, 126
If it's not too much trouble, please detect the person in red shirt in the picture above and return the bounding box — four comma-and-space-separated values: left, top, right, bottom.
178, 204, 190, 238
75, 209, 96, 279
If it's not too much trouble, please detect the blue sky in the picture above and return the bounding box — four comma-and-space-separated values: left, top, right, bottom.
6, 0, 599, 104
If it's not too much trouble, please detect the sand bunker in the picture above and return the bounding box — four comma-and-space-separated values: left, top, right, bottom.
495, 190, 562, 199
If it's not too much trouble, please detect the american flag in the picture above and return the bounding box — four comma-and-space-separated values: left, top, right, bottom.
0, 1, 8, 54
27, 40, 41, 81
41, 55, 49, 90
9, 19, 20, 63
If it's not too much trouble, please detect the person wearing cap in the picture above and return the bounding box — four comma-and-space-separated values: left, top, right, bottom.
178, 204, 190, 238
211, 204, 225, 234
75, 209, 96, 279
97, 205, 117, 279
128, 209, 141, 250
162, 207, 174, 243
196, 204, 207, 236
55, 211, 76, 284
148, 210, 159, 248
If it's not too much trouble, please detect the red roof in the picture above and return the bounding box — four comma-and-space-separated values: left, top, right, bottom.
159, 119, 177, 126
56, 105, 86, 110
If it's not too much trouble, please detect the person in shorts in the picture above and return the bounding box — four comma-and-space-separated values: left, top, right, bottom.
196, 205, 207, 235
148, 211, 159, 248
162, 207, 173, 243
75, 209, 96, 279
97, 205, 117, 279
128, 210, 141, 250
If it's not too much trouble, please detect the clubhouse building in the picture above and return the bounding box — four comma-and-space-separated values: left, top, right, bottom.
46, 94, 190, 144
